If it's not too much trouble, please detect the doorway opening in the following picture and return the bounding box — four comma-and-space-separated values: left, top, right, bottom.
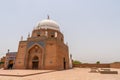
63, 58, 66, 69
8, 60, 13, 69
32, 56, 39, 69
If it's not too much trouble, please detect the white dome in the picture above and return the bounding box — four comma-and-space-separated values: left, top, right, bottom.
36, 19, 60, 31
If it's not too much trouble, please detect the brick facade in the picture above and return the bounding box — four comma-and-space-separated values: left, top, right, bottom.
14, 19, 70, 70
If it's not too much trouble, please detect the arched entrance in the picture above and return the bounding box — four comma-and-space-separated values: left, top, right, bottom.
26, 44, 44, 69
32, 56, 39, 69
63, 58, 66, 69
8, 60, 13, 69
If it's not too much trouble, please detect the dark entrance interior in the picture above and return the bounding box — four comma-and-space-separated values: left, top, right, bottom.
32, 62, 38, 69
63, 58, 66, 69
32, 56, 39, 69
8, 60, 13, 69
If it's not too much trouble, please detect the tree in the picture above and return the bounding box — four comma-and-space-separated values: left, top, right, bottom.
96, 61, 100, 64
73, 60, 82, 64
0, 62, 4, 65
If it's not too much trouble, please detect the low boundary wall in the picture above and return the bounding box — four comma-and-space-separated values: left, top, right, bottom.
73, 64, 110, 68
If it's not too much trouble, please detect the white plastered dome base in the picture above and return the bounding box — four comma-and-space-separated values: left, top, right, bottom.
36, 19, 60, 31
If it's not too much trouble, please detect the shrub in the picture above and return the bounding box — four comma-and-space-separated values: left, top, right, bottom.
73, 60, 82, 64
96, 61, 100, 64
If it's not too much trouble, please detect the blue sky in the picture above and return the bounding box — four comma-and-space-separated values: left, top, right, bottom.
0, 0, 120, 63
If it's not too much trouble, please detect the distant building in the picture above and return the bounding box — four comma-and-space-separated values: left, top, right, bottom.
10, 17, 70, 70
0, 56, 5, 68
4, 52, 16, 69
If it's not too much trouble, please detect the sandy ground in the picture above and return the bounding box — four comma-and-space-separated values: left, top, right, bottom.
0, 68, 120, 80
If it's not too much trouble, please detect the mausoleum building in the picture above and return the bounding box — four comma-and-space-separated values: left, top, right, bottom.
14, 17, 70, 70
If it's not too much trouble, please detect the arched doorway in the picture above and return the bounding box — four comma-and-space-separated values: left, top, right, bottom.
63, 58, 66, 69
32, 56, 39, 69
27, 44, 44, 69
8, 60, 13, 69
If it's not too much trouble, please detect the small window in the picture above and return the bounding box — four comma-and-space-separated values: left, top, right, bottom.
51, 35, 54, 38
50, 32, 55, 38
21, 45, 24, 48
37, 34, 40, 37
37, 32, 41, 37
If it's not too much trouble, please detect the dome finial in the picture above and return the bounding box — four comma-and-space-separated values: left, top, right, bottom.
47, 15, 50, 19
28, 32, 30, 38
21, 36, 23, 41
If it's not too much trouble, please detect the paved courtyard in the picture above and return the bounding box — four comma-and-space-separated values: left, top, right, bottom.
0, 68, 120, 80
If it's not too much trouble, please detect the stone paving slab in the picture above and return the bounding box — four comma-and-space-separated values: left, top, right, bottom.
0, 70, 55, 77
0, 68, 120, 80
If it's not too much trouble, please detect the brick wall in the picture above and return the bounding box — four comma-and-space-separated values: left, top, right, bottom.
110, 63, 120, 68
73, 64, 110, 68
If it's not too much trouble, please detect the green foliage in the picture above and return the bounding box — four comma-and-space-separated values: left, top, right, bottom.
73, 60, 82, 64
96, 61, 100, 64
0, 62, 4, 64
